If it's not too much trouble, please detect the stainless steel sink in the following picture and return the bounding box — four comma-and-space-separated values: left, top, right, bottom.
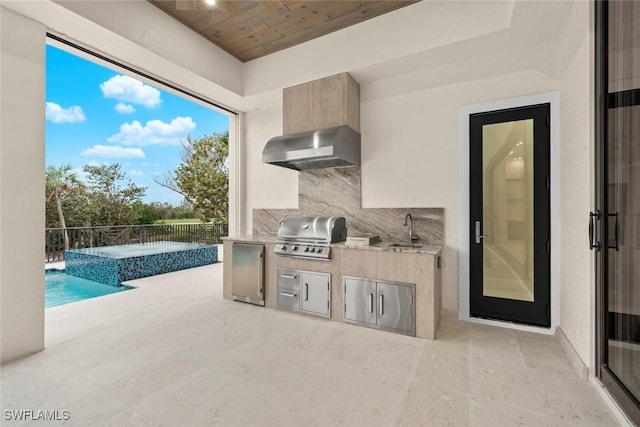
389, 243, 423, 248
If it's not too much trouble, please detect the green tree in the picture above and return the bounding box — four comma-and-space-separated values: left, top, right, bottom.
46, 165, 84, 249
156, 132, 229, 222
83, 163, 147, 226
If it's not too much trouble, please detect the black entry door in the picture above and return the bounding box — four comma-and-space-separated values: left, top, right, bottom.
469, 104, 551, 327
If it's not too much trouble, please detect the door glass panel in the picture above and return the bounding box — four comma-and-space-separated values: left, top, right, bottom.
482, 119, 534, 301
608, 0, 640, 93
605, 0, 640, 407
607, 105, 640, 402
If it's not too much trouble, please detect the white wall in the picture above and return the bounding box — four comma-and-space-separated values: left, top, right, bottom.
0, 7, 46, 362
242, 106, 297, 231
557, 1, 592, 366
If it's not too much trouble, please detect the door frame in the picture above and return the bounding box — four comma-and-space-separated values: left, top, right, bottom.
458, 92, 560, 333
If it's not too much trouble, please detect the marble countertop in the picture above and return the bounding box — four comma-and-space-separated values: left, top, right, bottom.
332, 241, 441, 255
224, 236, 441, 255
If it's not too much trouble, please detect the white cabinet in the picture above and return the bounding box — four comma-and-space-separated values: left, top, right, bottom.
277, 268, 330, 318
344, 276, 415, 336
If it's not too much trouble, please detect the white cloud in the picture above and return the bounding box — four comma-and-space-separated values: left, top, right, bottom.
107, 116, 196, 146
81, 145, 145, 159
128, 169, 144, 177
70, 167, 89, 183
46, 102, 85, 124
100, 75, 161, 108
153, 171, 162, 177
114, 102, 136, 114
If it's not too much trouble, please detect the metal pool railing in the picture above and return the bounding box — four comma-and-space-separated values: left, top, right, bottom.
45, 223, 228, 263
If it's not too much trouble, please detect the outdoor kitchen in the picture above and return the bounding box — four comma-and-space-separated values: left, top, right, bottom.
223, 72, 443, 339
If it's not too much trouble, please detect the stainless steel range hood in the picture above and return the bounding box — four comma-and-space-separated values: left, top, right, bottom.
262, 125, 360, 171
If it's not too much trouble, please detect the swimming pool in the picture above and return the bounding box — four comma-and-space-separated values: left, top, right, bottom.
65, 242, 218, 286
45, 270, 133, 308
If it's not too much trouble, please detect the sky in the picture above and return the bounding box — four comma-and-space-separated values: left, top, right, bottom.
45, 44, 229, 205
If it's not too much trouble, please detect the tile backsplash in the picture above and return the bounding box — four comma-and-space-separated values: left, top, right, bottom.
253, 167, 444, 244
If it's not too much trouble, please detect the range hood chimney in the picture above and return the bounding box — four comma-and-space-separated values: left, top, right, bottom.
263, 72, 361, 171
262, 125, 360, 171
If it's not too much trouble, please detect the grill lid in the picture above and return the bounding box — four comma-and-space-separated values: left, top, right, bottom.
276, 216, 347, 244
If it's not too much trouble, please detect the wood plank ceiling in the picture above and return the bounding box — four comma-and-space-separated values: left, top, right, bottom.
149, 1, 418, 62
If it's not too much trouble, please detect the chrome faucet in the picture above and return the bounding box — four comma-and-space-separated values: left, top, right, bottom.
404, 213, 414, 245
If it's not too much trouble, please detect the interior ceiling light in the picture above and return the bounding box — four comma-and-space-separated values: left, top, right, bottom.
205, 0, 216, 5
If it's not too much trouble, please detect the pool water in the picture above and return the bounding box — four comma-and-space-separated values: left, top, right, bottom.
45, 270, 133, 308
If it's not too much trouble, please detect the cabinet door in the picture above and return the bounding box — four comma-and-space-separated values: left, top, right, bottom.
344, 277, 376, 325
301, 272, 330, 316
376, 282, 414, 335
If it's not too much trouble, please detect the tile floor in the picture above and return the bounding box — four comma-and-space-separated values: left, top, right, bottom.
1, 262, 623, 426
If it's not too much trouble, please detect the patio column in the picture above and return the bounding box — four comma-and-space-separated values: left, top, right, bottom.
0, 7, 46, 362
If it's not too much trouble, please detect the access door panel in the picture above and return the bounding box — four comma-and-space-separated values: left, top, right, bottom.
344, 277, 376, 325
301, 272, 330, 316
376, 282, 414, 335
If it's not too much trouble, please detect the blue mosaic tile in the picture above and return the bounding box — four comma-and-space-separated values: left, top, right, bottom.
65, 242, 218, 287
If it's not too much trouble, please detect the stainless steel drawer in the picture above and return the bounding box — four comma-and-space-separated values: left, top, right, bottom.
277, 287, 300, 310
277, 269, 301, 290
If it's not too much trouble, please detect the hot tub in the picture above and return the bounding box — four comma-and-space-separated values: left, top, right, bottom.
65, 242, 218, 286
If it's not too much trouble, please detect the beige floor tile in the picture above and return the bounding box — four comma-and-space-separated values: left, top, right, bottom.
536, 388, 621, 426
520, 346, 576, 373
469, 355, 541, 409
397, 381, 470, 427
470, 328, 526, 368
1, 263, 625, 427
468, 396, 546, 427
414, 347, 470, 394
428, 324, 471, 355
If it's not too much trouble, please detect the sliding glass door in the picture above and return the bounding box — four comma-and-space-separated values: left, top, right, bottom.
595, 1, 640, 423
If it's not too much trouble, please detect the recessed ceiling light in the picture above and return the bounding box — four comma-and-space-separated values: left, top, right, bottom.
205, 0, 216, 5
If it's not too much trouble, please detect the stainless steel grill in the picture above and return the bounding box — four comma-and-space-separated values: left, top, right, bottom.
274, 216, 347, 259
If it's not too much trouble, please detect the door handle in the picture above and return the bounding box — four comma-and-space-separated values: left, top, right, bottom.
304, 283, 309, 301
379, 294, 384, 316
589, 211, 601, 250
608, 212, 620, 251
281, 274, 297, 279
475, 221, 488, 244
280, 292, 296, 298
368, 293, 374, 313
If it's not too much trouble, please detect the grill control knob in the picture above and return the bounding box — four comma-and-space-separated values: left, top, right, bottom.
317, 248, 323, 253
280, 245, 287, 251
309, 247, 316, 253
304, 247, 310, 252
292, 246, 298, 251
